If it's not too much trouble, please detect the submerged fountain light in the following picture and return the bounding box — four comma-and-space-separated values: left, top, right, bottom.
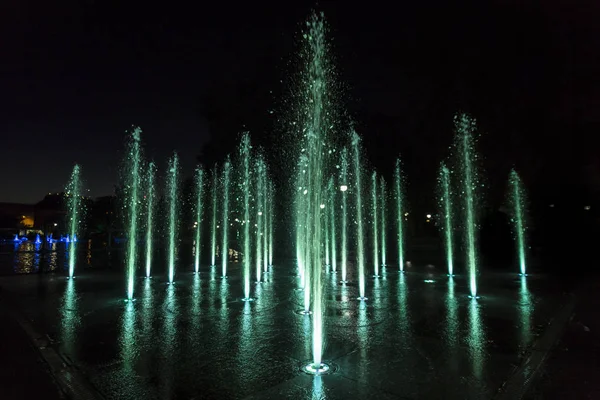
340, 185, 347, 192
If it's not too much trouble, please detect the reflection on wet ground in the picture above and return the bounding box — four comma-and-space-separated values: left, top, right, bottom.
0, 260, 569, 400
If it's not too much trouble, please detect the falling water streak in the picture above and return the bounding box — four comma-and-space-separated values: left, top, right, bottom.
126, 128, 142, 300
340, 148, 348, 282
255, 158, 264, 282
352, 131, 366, 298
221, 158, 231, 277
380, 176, 387, 267
166, 153, 179, 284
66, 165, 82, 278
268, 182, 274, 266
210, 168, 218, 266
145, 162, 156, 278
262, 168, 269, 273
394, 159, 405, 272
193, 167, 204, 274
509, 170, 527, 275
240, 134, 252, 298
456, 115, 479, 297
371, 171, 379, 276
329, 177, 336, 272
439, 164, 454, 276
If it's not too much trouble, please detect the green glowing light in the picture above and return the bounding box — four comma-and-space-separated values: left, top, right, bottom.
166, 153, 180, 284
193, 167, 205, 274
255, 156, 265, 282
268, 181, 274, 266
145, 162, 156, 278
340, 148, 348, 282
65, 164, 83, 279
438, 163, 455, 276
125, 127, 142, 300
221, 157, 231, 277
210, 168, 218, 266
262, 163, 269, 274
508, 169, 528, 275
371, 171, 379, 276
394, 158, 406, 271
455, 113, 481, 298
240, 133, 252, 299
329, 177, 337, 272
324, 182, 330, 267
353, 131, 366, 298
380, 176, 387, 267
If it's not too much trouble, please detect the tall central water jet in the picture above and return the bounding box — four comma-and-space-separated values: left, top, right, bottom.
371, 171, 380, 277
508, 169, 528, 275
65, 165, 83, 279
268, 181, 274, 266
193, 167, 205, 274
210, 168, 218, 267
239, 133, 252, 299
340, 148, 349, 283
221, 157, 231, 277
262, 167, 269, 274
438, 163, 455, 276
145, 162, 156, 278
454, 113, 481, 298
380, 176, 387, 267
328, 177, 336, 272
394, 158, 406, 272
166, 153, 180, 284
255, 156, 265, 282
124, 127, 142, 300
352, 131, 366, 299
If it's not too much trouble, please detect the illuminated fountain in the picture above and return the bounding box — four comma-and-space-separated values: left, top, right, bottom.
371, 171, 380, 277
262, 164, 269, 274
239, 133, 253, 300
210, 168, 218, 267
221, 157, 231, 277
166, 152, 180, 284
438, 162, 455, 276
328, 177, 336, 273
268, 181, 274, 266
352, 131, 367, 300
145, 162, 156, 278
294, 12, 332, 374
124, 127, 143, 300
193, 167, 205, 274
394, 158, 406, 272
454, 113, 482, 298
324, 183, 330, 268
340, 148, 349, 283
255, 156, 265, 282
65, 164, 83, 279
380, 176, 387, 267
508, 169, 528, 275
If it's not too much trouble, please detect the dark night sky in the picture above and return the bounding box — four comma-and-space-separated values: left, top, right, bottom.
2, 0, 600, 205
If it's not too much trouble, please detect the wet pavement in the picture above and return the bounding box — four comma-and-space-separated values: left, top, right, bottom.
0, 261, 574, 399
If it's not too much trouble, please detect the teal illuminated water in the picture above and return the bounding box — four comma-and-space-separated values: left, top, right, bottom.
166, 153, 180, 284
328, 177, 336, 273
145, 162, 156, 278
262, 166, 269, 274
210, 168, 218, 267
352, 130, 366, 299
221, 157, 231, 277
240, 133, 252, 298
340, 148, 349, 282
268, 181, 274, 266
125, 127, 142, 299
380, 176, 387, 267
371, 171, 379, 277
394, 158, 406, 272
193, 167, 204, 274
65, 164, 82, 279
255, 156, 265, 282
509, 169, 527, 275
455, 113, 480, 297
438, 163, 454, 276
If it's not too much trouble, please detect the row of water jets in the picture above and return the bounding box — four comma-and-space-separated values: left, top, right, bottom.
60, 12, 529, 375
